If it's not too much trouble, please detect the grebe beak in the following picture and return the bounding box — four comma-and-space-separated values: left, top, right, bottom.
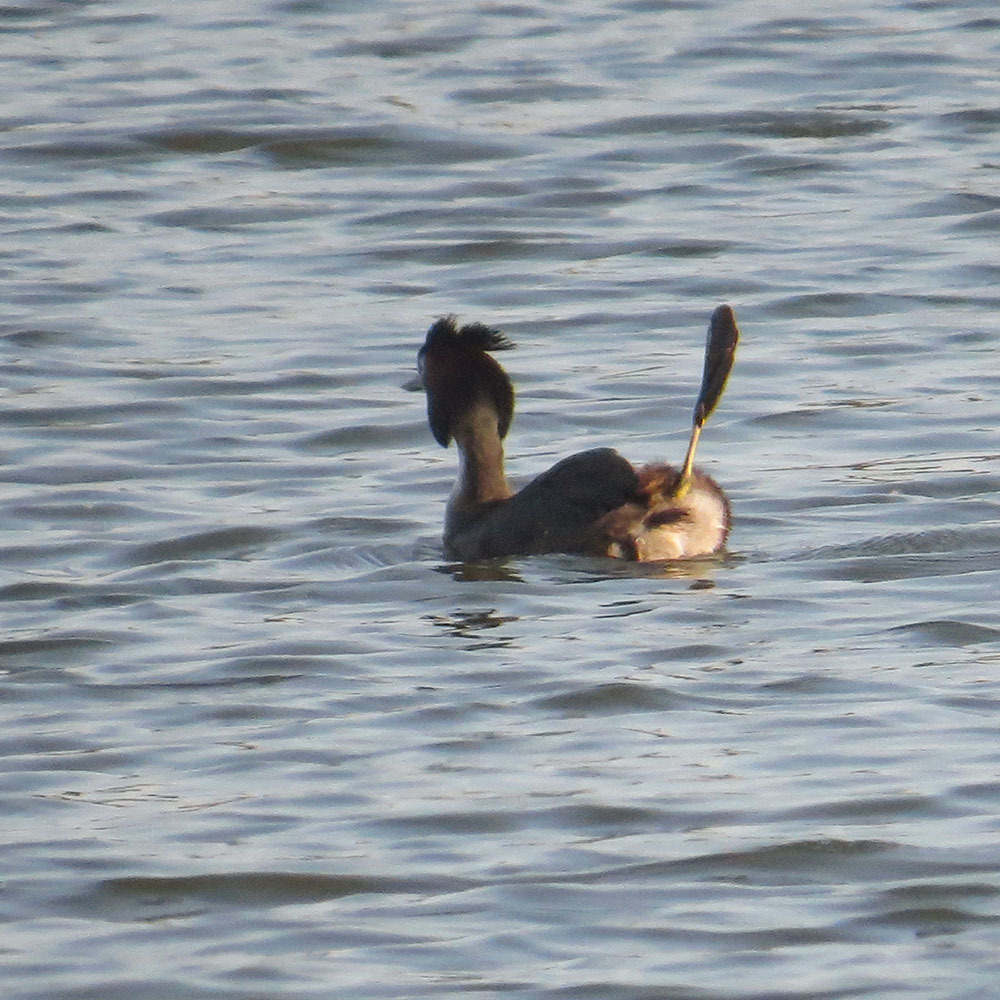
403, 342, 432, 391
673, 304, 740, 498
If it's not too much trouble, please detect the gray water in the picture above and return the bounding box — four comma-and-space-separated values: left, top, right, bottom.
3, 2, 1000, 998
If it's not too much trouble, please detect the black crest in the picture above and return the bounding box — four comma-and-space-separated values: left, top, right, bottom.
420, 316, 515, 357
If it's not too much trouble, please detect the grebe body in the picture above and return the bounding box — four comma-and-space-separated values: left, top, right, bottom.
418, 307, 739, 562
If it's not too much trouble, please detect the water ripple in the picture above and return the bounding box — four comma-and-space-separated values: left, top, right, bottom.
3, 2, 1000, 999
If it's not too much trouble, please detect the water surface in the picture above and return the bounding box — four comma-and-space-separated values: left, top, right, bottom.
2, 2, 999, 998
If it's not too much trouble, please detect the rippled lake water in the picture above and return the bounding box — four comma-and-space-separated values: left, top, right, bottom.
3, 2, 1000, 998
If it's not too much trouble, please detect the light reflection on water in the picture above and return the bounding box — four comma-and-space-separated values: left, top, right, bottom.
2, 1, 1000, 998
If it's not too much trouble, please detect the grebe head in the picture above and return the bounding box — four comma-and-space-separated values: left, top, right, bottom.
418, 316, 516, 447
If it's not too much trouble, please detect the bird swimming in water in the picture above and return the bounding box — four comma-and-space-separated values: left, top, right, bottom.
416, 305, 739, 561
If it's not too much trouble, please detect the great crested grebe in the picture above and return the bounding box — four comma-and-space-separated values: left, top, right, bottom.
417, 305, 739, 562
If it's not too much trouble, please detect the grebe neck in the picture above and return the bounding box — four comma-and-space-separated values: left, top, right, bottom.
448, 400, 512, 510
